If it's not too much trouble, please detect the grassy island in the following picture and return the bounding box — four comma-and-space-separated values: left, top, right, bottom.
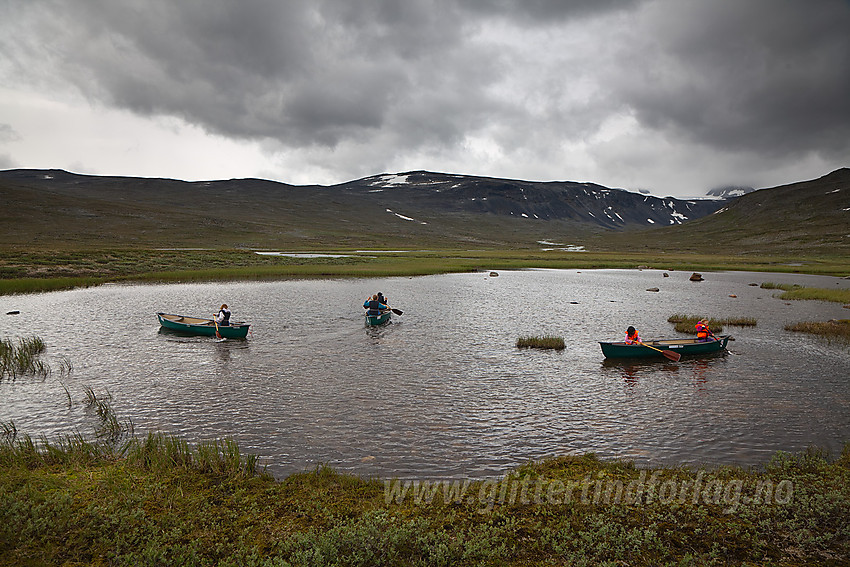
516, 335, 566, 350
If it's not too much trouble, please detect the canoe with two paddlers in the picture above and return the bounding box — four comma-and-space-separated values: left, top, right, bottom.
599, 335, 731, 359
365, 310, 392, 326
157, 312, 250, 339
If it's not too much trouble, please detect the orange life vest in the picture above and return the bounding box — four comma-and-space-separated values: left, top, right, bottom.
695, 321, 709, 339
625, 329, 640, 344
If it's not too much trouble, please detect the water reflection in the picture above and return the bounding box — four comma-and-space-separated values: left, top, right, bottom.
0, 269, 849, 479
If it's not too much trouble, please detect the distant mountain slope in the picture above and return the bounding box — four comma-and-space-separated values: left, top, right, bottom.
0, 168, 727, 249
705, 185, 756, 199
596, 168, 850, 255
337, 171, 724, 228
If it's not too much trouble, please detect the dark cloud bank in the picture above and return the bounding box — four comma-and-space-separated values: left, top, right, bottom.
2, 0, 848, 190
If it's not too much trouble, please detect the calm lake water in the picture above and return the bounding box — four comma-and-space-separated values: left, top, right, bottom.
1, 269, 849, 479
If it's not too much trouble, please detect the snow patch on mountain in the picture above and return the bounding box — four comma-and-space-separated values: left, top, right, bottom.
386, 208, 427, 224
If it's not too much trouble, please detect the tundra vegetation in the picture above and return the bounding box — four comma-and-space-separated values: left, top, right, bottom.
1, 412, 848, 566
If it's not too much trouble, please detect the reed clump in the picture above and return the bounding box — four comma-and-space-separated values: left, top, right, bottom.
516, 335, 566, 350
759, 282, 803, 291
1, 386, 260, 478
83, 387, 134, 446
667, 314, 757, 334
785, 320, 850, 343
0, 335, 49, 380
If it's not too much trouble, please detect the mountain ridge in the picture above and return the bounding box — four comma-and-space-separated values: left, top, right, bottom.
1, 167, 847, 253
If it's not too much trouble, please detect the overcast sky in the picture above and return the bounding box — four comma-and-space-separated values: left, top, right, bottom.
1, 0, 848, 196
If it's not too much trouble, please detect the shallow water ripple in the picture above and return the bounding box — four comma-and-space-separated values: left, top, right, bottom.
1, 269, 849, 479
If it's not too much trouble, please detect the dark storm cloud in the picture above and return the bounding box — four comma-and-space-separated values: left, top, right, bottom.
606, 0, 850, 162
2, 0, 847, 189
459, 0, 642, 21
2, 1, 452, 148
1, 0, 637, 149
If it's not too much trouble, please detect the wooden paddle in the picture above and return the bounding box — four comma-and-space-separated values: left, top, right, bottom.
390, 308, 403, 315
638, 341, 681, 362
213, 317, 222, 339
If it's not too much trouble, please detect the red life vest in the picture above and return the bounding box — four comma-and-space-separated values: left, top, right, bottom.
695, 321, 709, 339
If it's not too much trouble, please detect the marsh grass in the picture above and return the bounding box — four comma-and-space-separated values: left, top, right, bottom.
0, 335, 50, 380
4, 248, 850, 296
759, 282, 803, 291
785, 320, 850, 343
83, 387, 134, 446
1, 392, 261, 479
780, 287, 850, 303
124, 433, 261, 478
667, 314, 757, 334
516, 335, 566, 350
0, 420, 16, 444
0, 276, 104, 295
761, 282, 850, 303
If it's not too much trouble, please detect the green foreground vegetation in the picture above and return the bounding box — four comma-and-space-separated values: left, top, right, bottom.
2, 248, 850, 296
1, 426, 848, 566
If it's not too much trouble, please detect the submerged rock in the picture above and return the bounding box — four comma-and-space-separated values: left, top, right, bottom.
689, 273, 704, 281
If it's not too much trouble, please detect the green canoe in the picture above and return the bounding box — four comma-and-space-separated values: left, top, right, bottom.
599, 335, 730, 359
365, 310, 392, 326
157, 312, 250, 339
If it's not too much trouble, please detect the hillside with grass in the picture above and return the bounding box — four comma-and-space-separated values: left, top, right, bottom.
1, 167, 848, 262
594, 168, 850, 256
1, 169, 721, 251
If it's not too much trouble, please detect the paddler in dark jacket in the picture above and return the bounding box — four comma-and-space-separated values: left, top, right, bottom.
215, 304, 232, 326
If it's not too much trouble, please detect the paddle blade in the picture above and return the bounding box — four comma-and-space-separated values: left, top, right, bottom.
663, 350, 681, 362
391, 308, 403, 315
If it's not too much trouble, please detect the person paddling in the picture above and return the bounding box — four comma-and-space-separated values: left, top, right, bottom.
215, 304, 232, 326
363, 295, 388, 316
695, 319, 716, 341
624, 326, 641, 344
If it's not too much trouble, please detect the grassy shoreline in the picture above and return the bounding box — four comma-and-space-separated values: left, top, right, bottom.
2, 248, 850, 296
1, 429, 848, 566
